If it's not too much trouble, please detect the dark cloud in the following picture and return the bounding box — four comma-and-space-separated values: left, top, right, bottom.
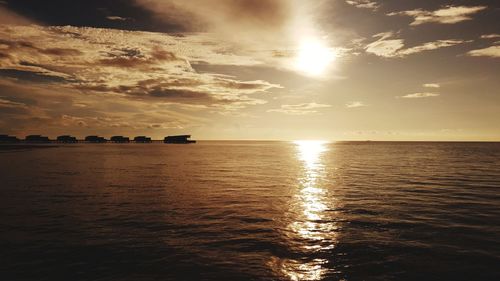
0, 80, 199, 137
17, 61, 77, 79
98, 46, 182, 67
215, 79, 278, 90
0, 96, 30, 115
99, 57, 150, 68
0, 92, 37, 107
6, 0, 186, 32
0, 69, 69, 83
3, 0, 293, 34
106, 48, 144, 58
0, 38, 36, 49
137, 78, 203, 88
0, 105, 30, 116
39, 48, 83, 56
75, 79, 228, 105
150, 47, 179, 61
72, 74, 276, 108
135, 0, 291, 34
211, 0, 288, 26
148, 88, 214, 100
0, 38, 83, 58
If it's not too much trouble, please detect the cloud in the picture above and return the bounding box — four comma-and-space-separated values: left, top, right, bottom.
0, 96, 28, 109
39, 48, 84, 56
0, 79, 209, 136
480, 34, 500, 39
388, 5, 487, 26
346, 101, 367, 108
134, 0, 293, 48
0, 23, 288, 135
398, 40, 468, 56
364, 32, 404, 57
133, 0, 336, 67
365, 32, 469, 58
0, 25, 281, 102
136, 0, 290, 30
267, 102, 331, 115
467, 46, 500, 58
147, 88, 215, 100
400, 92, 440, 99
0, 5, 33, 25
106, 16, 131, 21
0, 69, 71, 83
345, 0, 379, 10
423, 83, 440, 88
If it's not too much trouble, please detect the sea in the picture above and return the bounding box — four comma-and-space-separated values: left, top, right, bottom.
1, 141, 499, 281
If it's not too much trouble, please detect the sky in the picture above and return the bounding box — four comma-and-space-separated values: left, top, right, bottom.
0, 0, 499, 141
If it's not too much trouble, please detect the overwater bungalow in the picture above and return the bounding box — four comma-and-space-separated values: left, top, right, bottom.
25, 135, 50, 143
110, 136, 130, 143
134, 136, 152, 143
85, 135, 107, 143
164, 135, 196, 144
0, 134, 20, 143
56, 135, 78, 143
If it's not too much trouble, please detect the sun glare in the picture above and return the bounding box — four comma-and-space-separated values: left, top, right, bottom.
293, 140, 329, 169
295, 39, 336, 76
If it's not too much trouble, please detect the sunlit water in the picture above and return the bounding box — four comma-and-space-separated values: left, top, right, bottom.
1, 141, 500, 280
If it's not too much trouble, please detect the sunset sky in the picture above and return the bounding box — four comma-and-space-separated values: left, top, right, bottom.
0, 0, 499, 140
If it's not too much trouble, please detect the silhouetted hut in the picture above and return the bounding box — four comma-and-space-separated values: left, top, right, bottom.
0, 134, 20, 143
25, 135, 50, 143
85, 135, 107, 143
164, 135, 196, 144
56, 135, 77, 143
134, 136, 152, 143
110, 136, 130, 143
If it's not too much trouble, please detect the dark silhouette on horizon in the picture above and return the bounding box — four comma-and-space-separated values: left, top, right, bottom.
85, 135, 108, 143
25, 135, 50, 143
0, 134, 197, 144
110, 136, 130, 143
164, 135, 196, 144
134, 136, 152, 143
0, 135, 20, 143
56, 135, 78, 143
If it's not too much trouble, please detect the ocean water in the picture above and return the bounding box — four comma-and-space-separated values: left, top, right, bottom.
1, 141, 499, 281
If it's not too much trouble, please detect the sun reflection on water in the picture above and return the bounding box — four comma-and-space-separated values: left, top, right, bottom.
271, 140, 338, 281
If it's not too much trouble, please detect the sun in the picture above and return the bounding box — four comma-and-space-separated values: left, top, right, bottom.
295, 39, 336, 76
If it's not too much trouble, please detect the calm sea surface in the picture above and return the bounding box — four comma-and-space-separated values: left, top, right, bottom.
1, 141, 499, 281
